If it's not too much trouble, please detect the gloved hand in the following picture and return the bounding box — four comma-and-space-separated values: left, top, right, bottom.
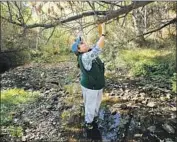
98, 24, 102, 37
98, 23, 106, 37
101, 23, 106, 35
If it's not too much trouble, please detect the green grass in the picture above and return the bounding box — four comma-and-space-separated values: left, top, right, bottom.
32, 52, 73, 63
1, 88, 40, 126
171, 73, 176, 93
118, 48, 175, 77
8, 126, 23, 138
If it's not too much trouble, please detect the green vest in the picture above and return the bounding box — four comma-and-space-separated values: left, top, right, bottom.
78, 54, 105, 90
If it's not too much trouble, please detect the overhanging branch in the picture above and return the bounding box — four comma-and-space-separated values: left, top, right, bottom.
125, 17, 177, 44
139, 17, 177, 37
3, 1, 153, 29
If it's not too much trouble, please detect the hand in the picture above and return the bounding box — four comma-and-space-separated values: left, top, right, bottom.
101, 23, 106, 35
98, 24, 102, 37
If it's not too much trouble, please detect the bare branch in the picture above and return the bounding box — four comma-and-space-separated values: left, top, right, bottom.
7, 2, 13, 22
100, 1, 123, 8
14, 2, 24, 25
125, 17, 177, 44
140, 17, 177, 36
95, 2, 107, 8
1, 16, 23, 27
3, 1, 153, 29
46, 27, 56, 44
87, 1, 100, 20
98, 1, 153, 23
121, 13, 129, 27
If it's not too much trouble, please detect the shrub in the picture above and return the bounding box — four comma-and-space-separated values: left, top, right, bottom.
8, 126, 23, 138
1, 88, 40, 125
171, 73, 176, 93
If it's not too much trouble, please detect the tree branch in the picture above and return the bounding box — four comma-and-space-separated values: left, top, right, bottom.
139, 17, 177, 36
14, 2, 24, 25
3, 1, 153, 29
100, 1, 123, 8
7, 2, 13, 22
1, 16, 23, 27
98, 1, 153, 23
46, 27, 56, 44
124, 17, 177, 44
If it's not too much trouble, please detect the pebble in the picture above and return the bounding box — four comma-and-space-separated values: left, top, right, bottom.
162, 123, 175, 134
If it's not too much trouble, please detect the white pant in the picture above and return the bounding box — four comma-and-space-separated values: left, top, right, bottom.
81, 86, 103, 123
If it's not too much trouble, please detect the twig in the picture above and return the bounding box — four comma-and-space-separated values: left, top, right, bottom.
14, 1, 25, 25
121, 12, 129, 27
140, 17, 177, 36
3, 2, 152, 29
45, 27, 56, 44
7, 2, 12, 22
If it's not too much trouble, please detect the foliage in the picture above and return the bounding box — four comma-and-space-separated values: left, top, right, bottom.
1, 88, 40, 126
30, 27, 72, 63
61, 110, 71, 122
8, 50, 31, 66
118, 47, 175, 77
63, 83, 81, 95
171, 73, 176, 93
8, 126, 23, 138
31, 49, 72, 63
1, 17, 36, 68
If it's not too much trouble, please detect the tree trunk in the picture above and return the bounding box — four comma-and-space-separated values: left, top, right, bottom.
132, 8, 146, 46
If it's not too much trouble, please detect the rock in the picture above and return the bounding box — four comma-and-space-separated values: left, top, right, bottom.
162, 123, 175, 134
46, 105, 53, 110
166, 93, 171, 99
142, 98, 148, 104
147, 102, 156, 107
51, 94, 59, 102
120, 104, 128, 109
29, 134, 35, 139
147, 126, 156, 133
23, 118, 31, 127
170, 107, 176, 112
160, 96, 166, 101
41, 109, 49, 116
134, 134, 143, 137
165, 138, 174, 142
22, 136, 26, 141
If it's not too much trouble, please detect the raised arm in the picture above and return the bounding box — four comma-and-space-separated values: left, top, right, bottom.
81, 23, 106, 71
97, 23, 106, 49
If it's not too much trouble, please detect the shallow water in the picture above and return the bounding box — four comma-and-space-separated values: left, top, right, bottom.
98, 108, 123, 142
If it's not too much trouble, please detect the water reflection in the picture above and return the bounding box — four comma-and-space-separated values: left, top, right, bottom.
98, 108, 121, 141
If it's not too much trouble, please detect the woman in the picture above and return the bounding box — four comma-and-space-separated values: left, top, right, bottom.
71, 23, 106, 130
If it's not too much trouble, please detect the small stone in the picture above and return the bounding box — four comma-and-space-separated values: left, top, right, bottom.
165, 138, 174, 142
29, 134, 35, 139
142, 99, 148, 104
46, 105, 53, 110
147, 126, 156, 132
162, 123, 175, 134
170, 107, 176, 112
120, 104, 127, 109
166, 93, 171, 99
147, 102, 156, 107
41, 109, 49, 115
134, 134, 143, 137
25, 129, 30, 133
160, 96, 166, 101
22, 136, 26, 141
